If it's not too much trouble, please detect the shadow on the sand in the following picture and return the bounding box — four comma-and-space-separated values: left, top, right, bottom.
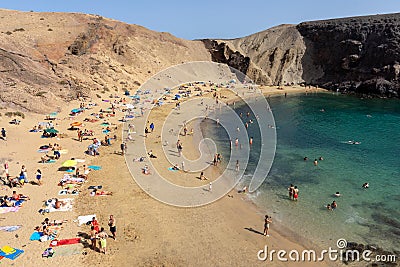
244, 227, 264, 236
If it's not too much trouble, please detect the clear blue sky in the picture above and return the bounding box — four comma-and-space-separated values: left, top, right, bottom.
2, 0, 400, 40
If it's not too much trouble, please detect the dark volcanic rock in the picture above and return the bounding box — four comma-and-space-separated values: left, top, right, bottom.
297, 13, 400, 97
202, 39, 250, 76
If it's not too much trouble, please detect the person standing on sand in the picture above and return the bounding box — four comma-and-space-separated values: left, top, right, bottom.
120, 142, 126, 155
1, 128, 6, 141
21, 165, 28, 184
209, 182, 212, 192
36, 169, 42, 186
90, 226, 97, 251
97, 227, 108, 254
4, 161, 9, 177
108, 215, 117, 240
263, 215, 272, 237
177, 140, 182, 157
235, 160, 240, 172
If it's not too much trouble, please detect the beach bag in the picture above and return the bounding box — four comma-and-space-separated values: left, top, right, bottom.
42, 247, 54, 258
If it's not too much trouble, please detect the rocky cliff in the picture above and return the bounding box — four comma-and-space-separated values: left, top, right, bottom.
204, 14, 400, 98
297, 14, 400, 97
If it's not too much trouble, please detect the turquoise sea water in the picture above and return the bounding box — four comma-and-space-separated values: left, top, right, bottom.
204, 92, 400, 252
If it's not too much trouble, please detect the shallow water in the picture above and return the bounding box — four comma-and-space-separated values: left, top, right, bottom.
203, 92, 400, 252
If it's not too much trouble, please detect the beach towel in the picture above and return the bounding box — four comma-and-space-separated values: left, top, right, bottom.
168, 167, 178, 171
0, 207, 20, 214
49, 238, 81, 247
37, 149, 50, 153
0, 225, 22, 232
0, 247, 24, 260
102, 130, 110, 134
13, 199, 25, 206
75, 159, 85, 163
100, 123, 110, 126
53, 244, 83, 257
44, 159, 56, 163
88, 165, 101, 171
30, 231, 43, 241
76, 214, 96, 226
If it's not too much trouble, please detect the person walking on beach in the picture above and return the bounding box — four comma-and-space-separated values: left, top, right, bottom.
1, 128, 6, 141
149, 122, 154, 132
263, 215, 272, 237
209, 182, 212, 192
108, 215, 117, 240
235, 160, 240, 172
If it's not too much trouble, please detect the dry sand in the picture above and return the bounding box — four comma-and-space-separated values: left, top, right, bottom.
0, 84, 337, 267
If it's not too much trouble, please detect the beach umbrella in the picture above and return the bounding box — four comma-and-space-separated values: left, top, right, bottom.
44, 128, 59, 134
175, 94, 181, 99
71, 108, 82, 113
131, 95, 140, 99
126, 104, 135, 109
62, 159, 77, 167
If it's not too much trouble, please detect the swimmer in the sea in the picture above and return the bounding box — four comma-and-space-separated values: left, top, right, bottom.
362, 182, 369, 189
334, 192, 341, 197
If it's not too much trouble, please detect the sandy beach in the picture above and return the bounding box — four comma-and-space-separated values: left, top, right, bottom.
0, 84, 336, 267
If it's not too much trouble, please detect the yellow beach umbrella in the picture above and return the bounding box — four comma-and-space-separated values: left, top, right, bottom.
62, 159, 77, 167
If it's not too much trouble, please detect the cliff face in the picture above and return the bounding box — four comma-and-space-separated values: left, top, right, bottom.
0, 9, 210, 112
204, 14, 400, 97
297, 13, 400, 97
203, 25, 306, 86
